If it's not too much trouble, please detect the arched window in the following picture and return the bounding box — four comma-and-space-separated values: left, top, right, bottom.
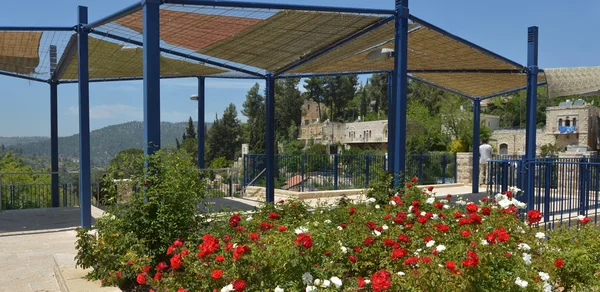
573, 118, 577, 127
558, 118, 563, 127
565, 119, 571, 127
499, 143, 509, 155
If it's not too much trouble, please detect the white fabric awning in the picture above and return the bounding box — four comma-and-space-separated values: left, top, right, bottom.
544, 66, 600, 98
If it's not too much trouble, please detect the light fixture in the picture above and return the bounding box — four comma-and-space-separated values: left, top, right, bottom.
366, 48, 394, 61
190, 94, 199, 101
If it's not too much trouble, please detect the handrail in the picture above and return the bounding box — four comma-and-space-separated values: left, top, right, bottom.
241, 168, 266, 197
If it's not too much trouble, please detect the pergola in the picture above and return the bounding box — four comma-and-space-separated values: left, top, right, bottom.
0, 0, 545, 227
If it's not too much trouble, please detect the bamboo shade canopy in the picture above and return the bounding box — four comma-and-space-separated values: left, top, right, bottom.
0, 32, 42, 75
57, 36, 226, 81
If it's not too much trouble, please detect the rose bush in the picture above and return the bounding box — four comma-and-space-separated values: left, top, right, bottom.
79, 174, 600, 291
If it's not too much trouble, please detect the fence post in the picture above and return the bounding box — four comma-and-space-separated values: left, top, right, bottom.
365, 155, 371, 188
418, 154, 424, 182
441, 154, 447, 184
578, 157, 588, 215
543, 157, 551, 224
229, 176, 233, 197
301, 154, 306, 192
10, 185, 14, 210
243, 154, 247, 187
501, 160, 509, 193
453, 154, 458, 183
62, 183, 67, 207
333, 154, 339, 190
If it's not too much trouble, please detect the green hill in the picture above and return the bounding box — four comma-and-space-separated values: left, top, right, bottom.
6, 121, 210, 168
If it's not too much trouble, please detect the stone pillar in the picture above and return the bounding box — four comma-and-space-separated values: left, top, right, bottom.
456, 152, 473, 184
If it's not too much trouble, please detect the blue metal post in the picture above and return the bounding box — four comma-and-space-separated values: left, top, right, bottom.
50, 81, 59, 208
525, 26, 539, 209
454, 154, 458, 183
501, 161, 509, 192
77, 6, 92, 228
579, 157, 588, 215
392, 0, 409, 186
387, 72, 394, 172
265, 73, 275, 203
333, 154, 339, 190
143, 0, 161, 156
418, 154, 424, 182
543, 158, 551, 223
243, 154, 247, 187
472, 98, 481, 194
197, 77, 205, 169
301, 154, 305, 192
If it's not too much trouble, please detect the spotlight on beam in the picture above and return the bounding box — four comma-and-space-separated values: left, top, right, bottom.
366, 48, 394, 61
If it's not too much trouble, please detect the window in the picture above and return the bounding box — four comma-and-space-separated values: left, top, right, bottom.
565, 119, 571, 127
499, 144, 509, 155
304, 120, 309, 125
558, 118, 563, 127
307, 104, 310, 110
573, 118, 577, 127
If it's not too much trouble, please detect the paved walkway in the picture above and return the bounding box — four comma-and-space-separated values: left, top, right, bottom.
0, 207, 103, 292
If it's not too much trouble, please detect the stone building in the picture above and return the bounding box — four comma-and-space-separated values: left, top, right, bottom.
491, 99, 600, 154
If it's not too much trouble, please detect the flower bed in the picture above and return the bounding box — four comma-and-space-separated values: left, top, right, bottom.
77, 177, 600, 291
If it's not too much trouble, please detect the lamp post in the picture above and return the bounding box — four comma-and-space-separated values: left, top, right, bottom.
191, 76, 205, 170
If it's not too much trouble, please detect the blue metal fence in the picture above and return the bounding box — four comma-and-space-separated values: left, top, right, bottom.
244, 153, 456, 191
0, 182, 102, 210
488, 157, 600, 228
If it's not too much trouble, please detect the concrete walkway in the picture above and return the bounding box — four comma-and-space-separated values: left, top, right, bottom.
0, 207, 103, 292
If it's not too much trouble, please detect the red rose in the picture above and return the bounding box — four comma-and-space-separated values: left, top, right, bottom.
366, 221, 377, 230
411, 177, 418, 182
405, 223, 413, 229
181, 249, 190, 257
259, 222, 274, 230
406, 183, 412, 188
469, 213, 482, 224
153, 272, 162, 281
404, 257, 419, 265
481, 207, 491, 216
527, 210, 543, 224
358, 276, 365, 288
216, 255, 225, 262
278, 199, 285, 204
277, 225, 287, 232
371, 270, 392, 292
127, 261, 133, 265
424, 235, 433, 242
504, 252, 511, 257
383, 214, 391, 220
397, 234, 410, 243
177, 289, 185, 292
173, 238, 184, 248
294, 233, 313, 249
354, 246, 361, 253
349, 255, 357, 263
232, 279, 246, 291
462, 250, 479, 267
364, 237, 375, 246
497, 232, 510, 243
115, 272, 122, 279
427, 186, 434, 192
167, 245, 175, 255
324, 250, 332, 256
466, 203, 478, 213
453, 212, 463, 218
156, 262, 168, 271
212, 270, 223, 280
445, 261, 456, 271
349, 207, 356, 215
417, 216, 428, 224
458, 218, 472, 226
481, 197, 487, 202
376, 226, 384, 232
229, 214, 241, 227
579, 217, 591, 224
460, 230, 470, 237
142, 265, 151, 273
505, 190, 513, 198
420, 256, 431, 263
436, 224, 450, 232
249, 233, 260, 241
136, 273, 146, 285
555, 258, 564, 268
170, 254, 182, 269
223, 235, 231, 242
391, 248, 408, 260
340, 224, 347, 229
232, 245, 249, 261
268, 212, 279, 220
434, 202, 444, 210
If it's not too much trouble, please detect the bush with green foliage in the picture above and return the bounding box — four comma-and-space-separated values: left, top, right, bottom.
75, 149, 206, 291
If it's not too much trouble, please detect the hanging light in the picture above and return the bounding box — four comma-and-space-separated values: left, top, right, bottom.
366, 48, 394, 61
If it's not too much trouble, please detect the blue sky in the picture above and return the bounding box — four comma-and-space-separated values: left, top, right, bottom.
0, 0, 598, 137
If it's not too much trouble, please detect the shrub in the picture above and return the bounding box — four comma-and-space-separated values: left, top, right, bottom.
75, 149, 206, 291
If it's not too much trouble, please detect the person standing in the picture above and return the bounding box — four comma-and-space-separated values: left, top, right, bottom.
479, 138, 493, 185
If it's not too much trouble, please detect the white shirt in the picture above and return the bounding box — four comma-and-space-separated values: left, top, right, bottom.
479, 143, 493, 164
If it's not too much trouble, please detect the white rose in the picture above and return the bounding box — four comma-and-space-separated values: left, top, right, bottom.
397, 271, 405, 277
375, 204, 381, 209
373, 230, 381, 237
426, 240, 435, 248
274, 286, 284, 292
246, 216, 253, 221
295, 226, 309, 234
321, 279, 331, 288
426, 197, 435, 204
221, 284, 235, 292
330, 276, 342, 288
515, 277, 528, 288
480, 240, 489, 246
306, 285, 317, 292
538, 272, 550, 282
324, 219, 331, 224
382, 225, 389, 230
390, 200, 397, 206
341, 246, 348, 253
436, 245, 446, 252
313, 279, 321, 286
522, 253, 532, 265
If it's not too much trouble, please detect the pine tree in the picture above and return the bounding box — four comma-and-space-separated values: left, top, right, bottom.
207, 104, 242, 162
275, 78, 303, 142
242, 83, 266, 154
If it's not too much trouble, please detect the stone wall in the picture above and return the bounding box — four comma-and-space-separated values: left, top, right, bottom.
456, 152, 473, 184
345, 120, 388, 142
301, 101, 322, 125
491, 129, 554, 155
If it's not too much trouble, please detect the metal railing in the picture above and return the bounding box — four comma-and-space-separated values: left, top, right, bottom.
488, 157, 600, 228
199, 168, 241, 198
244, 153, 456, 191
0, 171, 102, 211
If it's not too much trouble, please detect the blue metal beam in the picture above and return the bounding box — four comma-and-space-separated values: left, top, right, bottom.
0, 71, 48, 83
480, 82, 547, 100
409, 15, 527, 71
387, 72, 394, 171
163, 0, 395, 15
58, 75, 200, 84
278, 70, 388, 79
197, 77, 206, 169
407, 75, 474, 100
50, 81, 59, 208
409, 69, 525, 74
143, 0, 161, 155
525, 26, 539, 210
84, 1, 143, 31
77, 6, 92, 228
391, 0, 409, 186
265, 73, 275, 203
0, 26, 76, 31
275, 16, 395, 76
90, 29, 265, 78
472, 98, 481, 194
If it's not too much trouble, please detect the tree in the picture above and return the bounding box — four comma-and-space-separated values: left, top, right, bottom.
207, 104, 242, 162
183, 117, 197, 141
365, 73, 389, 116
275, 78, 303, 142
303, 77, 327, 121
242, 83, 266, 154
322, 75, 358, 122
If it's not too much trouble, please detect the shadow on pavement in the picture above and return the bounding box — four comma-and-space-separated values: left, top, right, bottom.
199, 197, 261, 213
0, 207, 90, 235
